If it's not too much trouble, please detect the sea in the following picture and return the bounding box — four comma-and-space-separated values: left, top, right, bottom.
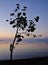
0, 38, 48, 60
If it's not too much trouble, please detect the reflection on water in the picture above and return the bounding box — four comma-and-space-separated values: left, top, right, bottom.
0, 41, 48, 60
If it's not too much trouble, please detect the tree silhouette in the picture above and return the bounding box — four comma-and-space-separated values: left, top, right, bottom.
6, 4, 39, 60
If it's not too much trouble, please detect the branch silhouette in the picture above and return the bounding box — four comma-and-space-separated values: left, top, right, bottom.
6, 3, 39, 60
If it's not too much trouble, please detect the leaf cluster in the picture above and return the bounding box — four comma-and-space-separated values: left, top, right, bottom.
6, 4, 39, 43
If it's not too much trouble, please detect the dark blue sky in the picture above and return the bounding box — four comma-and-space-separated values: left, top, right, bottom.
0, 0, 48, 38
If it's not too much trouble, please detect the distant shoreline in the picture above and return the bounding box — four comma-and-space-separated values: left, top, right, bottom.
0, 37, 48, 43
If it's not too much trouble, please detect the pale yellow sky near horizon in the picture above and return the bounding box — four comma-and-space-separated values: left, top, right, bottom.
0, 30, 48, 39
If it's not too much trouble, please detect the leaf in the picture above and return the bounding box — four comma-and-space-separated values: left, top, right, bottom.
10, 13, 14, 16
27, 29, 30, 32
21, 35, 24, 38
12, 25, 16, 28
33, 34, 37, 38
21, 27, 24, 30
14, 9, 18, 12
34, 16, 39, 22
16, 4, 20, 6
23, 12, 26, 16
17, 38, 22, 42
39, 35, 42, 37
22, 9, 26, 11
22, 6, 27, 11
13, 19, 15, 22
17, 6, 19, 9
17, 12, 21, 17
10, 18, 12, 20
25, 17, 27, 18
16, 43, 18, 45
16, 35, 21, 38
10, 20, 15, 25
6, 20, 9, 22
23, 6, 27, 9
31, 27, 36, 32
27, 34, 30, 36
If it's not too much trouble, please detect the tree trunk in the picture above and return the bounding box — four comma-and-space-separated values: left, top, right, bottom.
13, 27, 18, 46
10, 50, 13, 61
10, 27, 18, 61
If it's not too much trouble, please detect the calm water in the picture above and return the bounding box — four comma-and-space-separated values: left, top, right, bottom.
0, 38, 48, 60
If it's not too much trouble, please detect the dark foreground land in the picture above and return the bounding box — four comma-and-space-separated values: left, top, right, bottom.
0, 57, 48, 65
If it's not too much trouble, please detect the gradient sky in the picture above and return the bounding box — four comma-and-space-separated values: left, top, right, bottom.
0, 0, 48, 39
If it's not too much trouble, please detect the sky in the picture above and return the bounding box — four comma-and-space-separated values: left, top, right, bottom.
0, 0, 48, 39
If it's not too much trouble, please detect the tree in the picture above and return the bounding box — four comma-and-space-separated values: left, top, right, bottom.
6, 4, 39, 60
